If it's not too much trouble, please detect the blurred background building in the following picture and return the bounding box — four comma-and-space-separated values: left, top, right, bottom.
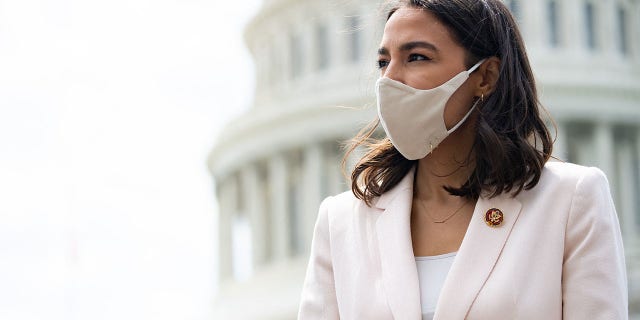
208, 0, 640, 318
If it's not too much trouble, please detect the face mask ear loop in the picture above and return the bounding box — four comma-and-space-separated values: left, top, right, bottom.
442, 61, 485, 135
446, 98, 481, 134
468, 59, 486, 74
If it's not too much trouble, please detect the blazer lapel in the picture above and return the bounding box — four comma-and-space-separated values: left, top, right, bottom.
434, 193, 523, 319
375, 167, 422, 320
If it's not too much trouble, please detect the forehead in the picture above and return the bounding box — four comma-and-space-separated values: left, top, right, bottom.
380, 6, 458, 50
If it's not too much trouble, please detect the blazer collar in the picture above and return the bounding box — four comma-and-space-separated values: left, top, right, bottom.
373, 166, 415, 210
374, 166, 523, 320
434, 193, 522, 319
375, 166, 422, 319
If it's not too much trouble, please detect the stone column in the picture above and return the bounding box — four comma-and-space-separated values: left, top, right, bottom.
599, 0, 617, 57
297, 12, 312, 79
269, 31, 281, 95
633, 126, 640, 307
253, 37, 264, 101
636, 126, 640, 230
240, 164, 268, 268
632, 2, 640, 60
279, 30, 292, 94
216, 175, 237, 282
520, 0, 543, 48
302, 143, 324, 254
637, 127, 640, 210
268, 153, 290, 261
616, 142, 636, 243
369, 1, 386, 45
594, 122, 615, 198
553, 120, 568, 161
330, 7, 347, 69
326, 144, 346, 196
360, 1, 383, 68
561, 0, 582, 55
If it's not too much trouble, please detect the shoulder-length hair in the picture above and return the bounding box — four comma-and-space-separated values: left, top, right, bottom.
344, 0, 553, 206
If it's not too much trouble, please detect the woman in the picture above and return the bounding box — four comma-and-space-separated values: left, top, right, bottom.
298, 0, 628, 319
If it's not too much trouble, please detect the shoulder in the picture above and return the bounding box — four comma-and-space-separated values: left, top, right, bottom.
318, 189, 381, 235
321, 190, 371, 218
516, 162, 610, 212
519, 161, 615, 226
543, 162, 615, 216
542, 160, 603, 180
321, 190, 359, 209
538, 161, 610, 192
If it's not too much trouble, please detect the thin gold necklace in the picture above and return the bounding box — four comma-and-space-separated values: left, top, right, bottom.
416, 198, 468, 224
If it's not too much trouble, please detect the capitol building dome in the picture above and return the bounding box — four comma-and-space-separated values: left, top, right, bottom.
208, 0, 640, 318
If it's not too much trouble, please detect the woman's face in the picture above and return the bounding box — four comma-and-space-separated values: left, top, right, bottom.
378, 6, 479, 129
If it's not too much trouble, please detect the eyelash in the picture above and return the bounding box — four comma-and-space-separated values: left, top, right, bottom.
409, 53, 430, 62
376, 54, 431, 69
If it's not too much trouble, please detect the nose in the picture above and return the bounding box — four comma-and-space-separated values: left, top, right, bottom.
382, 61, 405, 84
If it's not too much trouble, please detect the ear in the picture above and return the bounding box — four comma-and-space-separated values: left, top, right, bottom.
473, 57, 500, 98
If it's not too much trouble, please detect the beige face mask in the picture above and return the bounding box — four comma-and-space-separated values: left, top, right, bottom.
375, 59, 484, 160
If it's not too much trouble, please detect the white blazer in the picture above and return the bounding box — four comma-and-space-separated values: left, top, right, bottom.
298, 162, 628, 319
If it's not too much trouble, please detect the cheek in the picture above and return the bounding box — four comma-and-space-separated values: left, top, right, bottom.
443, 84, 476, 130
405, 76, 439, 90
406, 70, 453, 90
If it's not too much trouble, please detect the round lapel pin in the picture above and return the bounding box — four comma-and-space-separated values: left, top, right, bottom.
485, 208, 504, 227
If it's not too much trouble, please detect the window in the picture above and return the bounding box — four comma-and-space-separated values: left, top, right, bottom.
316, 23, 330, 70
584, 2, 596, 50
347, 15, 361, 63
290, 33, 304, 79
617, 6, 628, 55
547, 0, 560, 47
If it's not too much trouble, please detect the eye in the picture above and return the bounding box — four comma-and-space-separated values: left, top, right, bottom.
377, 59, 389, 69
408, 53, 430, 62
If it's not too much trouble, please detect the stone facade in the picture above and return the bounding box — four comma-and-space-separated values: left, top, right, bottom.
208, 0, 640, 318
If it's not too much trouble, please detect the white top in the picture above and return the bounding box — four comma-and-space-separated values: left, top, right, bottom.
415, 252, 457, 320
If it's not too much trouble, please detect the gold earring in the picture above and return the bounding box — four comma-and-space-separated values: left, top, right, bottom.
481, 93, 484, 102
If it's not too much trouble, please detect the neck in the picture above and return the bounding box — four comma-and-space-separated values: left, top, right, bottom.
413, 126, 476, 203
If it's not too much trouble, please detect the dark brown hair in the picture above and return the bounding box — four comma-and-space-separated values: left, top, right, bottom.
344, 0, 553, 206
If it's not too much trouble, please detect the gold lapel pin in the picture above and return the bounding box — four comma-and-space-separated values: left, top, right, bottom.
485, 208, 504, 227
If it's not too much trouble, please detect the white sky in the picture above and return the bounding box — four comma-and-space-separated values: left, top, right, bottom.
0, 0, 260, 319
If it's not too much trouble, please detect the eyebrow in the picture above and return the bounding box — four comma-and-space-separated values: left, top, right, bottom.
378, 41, 439, 55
